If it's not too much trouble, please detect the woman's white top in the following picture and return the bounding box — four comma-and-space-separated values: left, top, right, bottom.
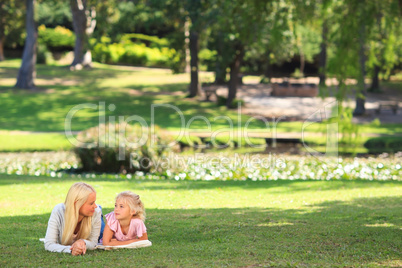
44, 203, 101, 253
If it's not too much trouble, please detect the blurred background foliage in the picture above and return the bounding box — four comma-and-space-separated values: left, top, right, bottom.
2, 0, 400, 79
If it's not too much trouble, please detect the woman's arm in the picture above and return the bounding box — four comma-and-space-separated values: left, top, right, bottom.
102, 224, 148, 246
70, 239, 86, 255
44, 204, 72, 253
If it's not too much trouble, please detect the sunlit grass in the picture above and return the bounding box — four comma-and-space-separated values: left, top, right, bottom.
0, 132, 73, 151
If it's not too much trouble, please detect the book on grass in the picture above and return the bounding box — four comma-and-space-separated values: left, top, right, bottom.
95, 240, 152, 250
40, 238, 152, 250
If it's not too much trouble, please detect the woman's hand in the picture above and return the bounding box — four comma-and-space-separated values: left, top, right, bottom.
70, 239, 86, 255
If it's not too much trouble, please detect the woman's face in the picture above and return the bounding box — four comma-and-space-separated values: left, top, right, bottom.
79, 192, 97, 217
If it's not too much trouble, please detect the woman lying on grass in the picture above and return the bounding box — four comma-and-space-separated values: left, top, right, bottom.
44, 182, 104, 255
102, 191, 148, 246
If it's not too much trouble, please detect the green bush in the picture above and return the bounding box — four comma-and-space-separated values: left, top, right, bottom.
91, 37, 125, 64
91, 34, 179, 68
364, 137, 402, 154
74, 123, 178, 174
121, 33, 169, 48
120, 44, 148, 65
38, 25, 75, 51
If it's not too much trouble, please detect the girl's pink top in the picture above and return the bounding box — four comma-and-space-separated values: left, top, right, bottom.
105, 212, 147, 241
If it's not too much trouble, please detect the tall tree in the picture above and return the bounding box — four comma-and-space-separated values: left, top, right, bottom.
367, 0, 401, 92
318, 20, 328, 86
354, 4, 367, 116
186, 0, 203, 98
216, 0, 270, 108
161, 0, 215, 97
70, 0, 96, 70
185, 0, 215, 97
316, 0, 335, 87
15, 0, 37, 89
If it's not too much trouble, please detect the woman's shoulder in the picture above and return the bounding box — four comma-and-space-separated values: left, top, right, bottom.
93, 205, 101, 217
52, 203, 65, 213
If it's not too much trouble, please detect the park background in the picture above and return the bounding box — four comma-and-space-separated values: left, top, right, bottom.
0, 0, 401, 267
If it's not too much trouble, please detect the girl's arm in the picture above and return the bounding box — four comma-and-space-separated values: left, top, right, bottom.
101, 224, 116, 246
102, 224, 148, 246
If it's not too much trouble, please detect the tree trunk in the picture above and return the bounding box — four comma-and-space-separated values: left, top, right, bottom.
214, 32, 226, 84
368, 65, 381, 92
227, 45, 244, 108
0, 2, 4, 61
0, 36, 4, 61
296, 34, 304, 76
184, 17, 191, 73
188, 30, 201, 97
354, 18, 367, 116
215, 61, 226, 85
299, 52, 305, 76
70, 0, 96, 69
15, 0, 37, 89
319, 21, 328, 86
264, 52, 273, 83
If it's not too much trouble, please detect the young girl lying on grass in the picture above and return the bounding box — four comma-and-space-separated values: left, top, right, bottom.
102, 191, 148, 246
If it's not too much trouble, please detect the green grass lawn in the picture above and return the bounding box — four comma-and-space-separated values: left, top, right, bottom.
0, 175, 401, 267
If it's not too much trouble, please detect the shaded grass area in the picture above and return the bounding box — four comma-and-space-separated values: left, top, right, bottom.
0, 175, 401, 267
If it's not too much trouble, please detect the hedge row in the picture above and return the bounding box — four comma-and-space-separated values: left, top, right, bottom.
36, 26, 217, 71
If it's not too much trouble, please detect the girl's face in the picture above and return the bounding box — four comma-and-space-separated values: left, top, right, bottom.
79, 192, 97, 217
114, 199, 134, 220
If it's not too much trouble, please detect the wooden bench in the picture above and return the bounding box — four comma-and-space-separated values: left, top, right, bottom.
271, 82, 318, 97
202, 86, 223, 101
376, 101, 399, 115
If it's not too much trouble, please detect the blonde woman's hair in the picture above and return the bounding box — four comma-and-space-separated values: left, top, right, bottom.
61, 182, 96, 245
116, 191, 146, 221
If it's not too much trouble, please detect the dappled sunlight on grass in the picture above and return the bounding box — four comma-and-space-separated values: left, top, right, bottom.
364, 223, 398, 228
256, 222, 295, 227
1, 60, 258, 131
0, 78, 16, 86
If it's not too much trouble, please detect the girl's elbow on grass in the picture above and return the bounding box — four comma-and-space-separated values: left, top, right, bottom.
102, 224, 114, 246
139, 233, 148, 240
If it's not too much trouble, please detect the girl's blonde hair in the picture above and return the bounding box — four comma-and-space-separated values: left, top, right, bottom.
61, 182, 96, 245
116, 191, 146, 221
